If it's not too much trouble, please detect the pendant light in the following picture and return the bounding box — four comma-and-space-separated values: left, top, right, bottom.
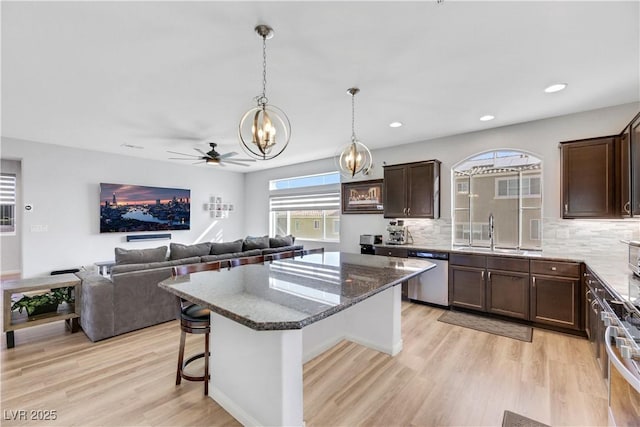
238, 24, 291, 160
336, 88, 373, 178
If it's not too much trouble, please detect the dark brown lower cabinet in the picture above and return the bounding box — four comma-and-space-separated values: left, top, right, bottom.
449, 255, 582, 332
449, 265, 486, 311
530, 274, 581, 330
486, 269, 530, 319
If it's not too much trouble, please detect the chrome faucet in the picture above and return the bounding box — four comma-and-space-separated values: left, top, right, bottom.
488, 213, 495, 251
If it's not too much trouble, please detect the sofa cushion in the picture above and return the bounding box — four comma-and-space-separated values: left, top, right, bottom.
169, 242, 212, 260
269, 235, 295, 248
114, 246, 167, 265
261, 245, 304, 255
243, 236, 270, 251
111, 256, 201, 275
210, 239, 244, 255
201, 249, 262, 262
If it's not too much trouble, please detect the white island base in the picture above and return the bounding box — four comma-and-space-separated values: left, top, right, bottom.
210, 285, 403, 426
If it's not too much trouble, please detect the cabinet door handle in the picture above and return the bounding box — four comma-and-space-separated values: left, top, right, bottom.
407, 207, 410, 216
551, 267, 557, 271
624, 201, 631, 214
564, 203, 568, 214
481, 270, 485, 280
403, 207, 407, 215
532, 276, 536, 287
487, 271, 491, 281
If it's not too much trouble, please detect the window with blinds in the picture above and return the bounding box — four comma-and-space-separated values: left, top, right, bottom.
269, 172, 340, 242
0, 173, 17, 234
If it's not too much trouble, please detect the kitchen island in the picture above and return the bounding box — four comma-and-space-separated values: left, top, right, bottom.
158, 251, 435, 426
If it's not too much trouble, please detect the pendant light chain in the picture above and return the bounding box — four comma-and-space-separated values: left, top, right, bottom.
351, 92, 356, 142
259, 35, 268, 106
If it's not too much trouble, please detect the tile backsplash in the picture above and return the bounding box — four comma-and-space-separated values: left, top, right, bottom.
403, 217, 640, 258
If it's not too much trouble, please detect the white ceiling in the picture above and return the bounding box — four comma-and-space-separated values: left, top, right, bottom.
2, 1, 639, 172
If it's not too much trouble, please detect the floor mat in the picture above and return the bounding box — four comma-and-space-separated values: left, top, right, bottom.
438, 310, 532, 342
502, 410, 550, 427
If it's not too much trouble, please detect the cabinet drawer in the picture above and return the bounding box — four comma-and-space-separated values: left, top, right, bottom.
374, 247, 408, 258
449, 254, 486, 268
531, 260, 580, 278
487, 256, 529, 273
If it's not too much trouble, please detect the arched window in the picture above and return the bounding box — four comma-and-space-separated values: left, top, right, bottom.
452, 150, 542, 250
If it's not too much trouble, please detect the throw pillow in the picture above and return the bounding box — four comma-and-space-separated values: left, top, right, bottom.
242, 235, 270, 251
114, 246, 167, 265
210, 239, 244, 255
269, 235, 294, 248
169, 242, 212, 260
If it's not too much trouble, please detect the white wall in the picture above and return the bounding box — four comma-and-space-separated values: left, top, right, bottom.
0, 159, 22, 274
1, 137, 246, 277
245, 103, 640, 254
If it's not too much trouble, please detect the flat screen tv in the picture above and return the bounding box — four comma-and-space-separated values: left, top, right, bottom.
100, 183, 190, 233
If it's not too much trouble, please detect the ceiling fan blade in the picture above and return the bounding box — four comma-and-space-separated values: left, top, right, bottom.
169, 157, 201, 160
223, 160, 252, 167
194, 148, 210, 157
192, 160, 207, 165
167, 150, 200, 157
217, 151, 238, 159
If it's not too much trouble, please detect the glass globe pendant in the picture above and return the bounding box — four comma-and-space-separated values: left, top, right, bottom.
336, 88, 373, 178
239, 25, 291, 160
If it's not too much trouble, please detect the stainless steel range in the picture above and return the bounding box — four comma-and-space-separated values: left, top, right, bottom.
623, 240, 640, 277
599, 288, 640, 426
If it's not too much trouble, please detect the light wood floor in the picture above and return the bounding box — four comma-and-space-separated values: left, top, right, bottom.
1, 302, 608, 426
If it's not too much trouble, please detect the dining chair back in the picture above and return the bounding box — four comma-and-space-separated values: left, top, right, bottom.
227, 255, 265, 268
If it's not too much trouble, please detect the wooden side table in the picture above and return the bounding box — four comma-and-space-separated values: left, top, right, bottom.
2, 273, 81, 348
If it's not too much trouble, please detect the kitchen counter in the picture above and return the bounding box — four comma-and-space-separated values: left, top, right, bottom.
159, 251, 436, 330
375, 242, 640, 314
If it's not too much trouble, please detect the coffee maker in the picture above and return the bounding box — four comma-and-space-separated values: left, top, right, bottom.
386, 220, 408, 245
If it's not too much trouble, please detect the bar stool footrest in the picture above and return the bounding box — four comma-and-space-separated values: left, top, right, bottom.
180, 352, 209, 382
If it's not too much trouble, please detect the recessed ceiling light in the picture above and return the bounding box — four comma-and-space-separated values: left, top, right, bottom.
544, 83, 567, 93
389, 121, 403, 128
480, 115, 495, 122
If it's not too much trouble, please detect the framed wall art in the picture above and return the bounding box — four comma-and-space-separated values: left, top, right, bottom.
341, 179, 384, 214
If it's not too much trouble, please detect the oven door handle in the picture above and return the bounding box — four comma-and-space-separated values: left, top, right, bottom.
605, 326, 640, 393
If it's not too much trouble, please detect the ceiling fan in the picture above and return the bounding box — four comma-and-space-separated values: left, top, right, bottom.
168, 143, 256, 167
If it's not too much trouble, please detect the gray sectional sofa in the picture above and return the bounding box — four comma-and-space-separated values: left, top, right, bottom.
75, 235, 302, 342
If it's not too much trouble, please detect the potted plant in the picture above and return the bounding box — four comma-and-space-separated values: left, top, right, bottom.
11, 287, 75, 317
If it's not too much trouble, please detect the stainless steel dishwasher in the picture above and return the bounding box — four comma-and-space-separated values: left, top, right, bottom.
407, 250, 449, 307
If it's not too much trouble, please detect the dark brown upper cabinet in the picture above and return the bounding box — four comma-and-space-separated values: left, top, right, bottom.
561, 111, 640, 219
383, 160, 441, 219
560, 136, 617, 218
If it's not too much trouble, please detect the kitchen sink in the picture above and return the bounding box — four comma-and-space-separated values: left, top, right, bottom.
452, 246, 542, 257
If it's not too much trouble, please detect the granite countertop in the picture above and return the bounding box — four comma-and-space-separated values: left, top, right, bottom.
158, 252, 435, 331
375, 242, 640, 313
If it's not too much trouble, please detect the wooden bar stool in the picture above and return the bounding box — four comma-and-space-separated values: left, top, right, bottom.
171, 261, 220, 395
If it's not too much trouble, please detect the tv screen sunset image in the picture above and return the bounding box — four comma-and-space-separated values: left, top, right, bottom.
100, 183, 190, 233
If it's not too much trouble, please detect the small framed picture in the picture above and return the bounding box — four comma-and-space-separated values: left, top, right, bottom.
341, 179, 384, 214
